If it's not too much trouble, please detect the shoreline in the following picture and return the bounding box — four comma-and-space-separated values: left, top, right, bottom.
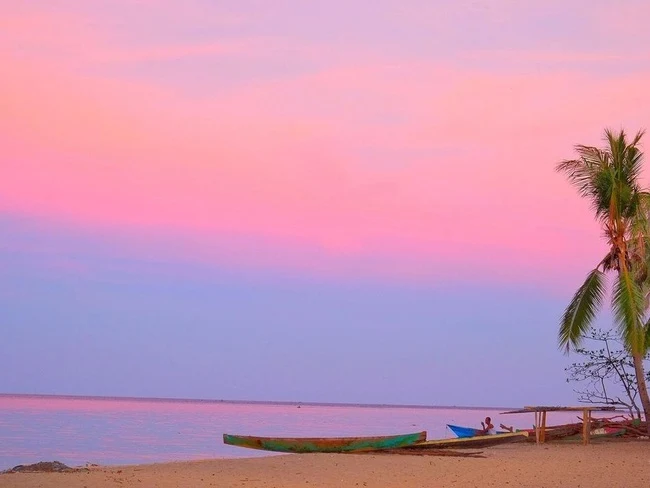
2, 441, 648, 488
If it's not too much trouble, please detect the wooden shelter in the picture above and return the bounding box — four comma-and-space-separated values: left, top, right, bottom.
500, 406, 616, 445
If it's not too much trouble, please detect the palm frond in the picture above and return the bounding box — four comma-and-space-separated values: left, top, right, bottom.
591, 163, 617, 223
628, 192, 650, 282
555, 158, 596, 200
559, 269, 606, 353
598, 250, 619, 272
556, 145, 609, 203
611, 266, 646, 354
604, 129, 646, 216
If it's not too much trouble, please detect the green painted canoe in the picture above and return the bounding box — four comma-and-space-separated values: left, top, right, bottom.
223, 431, 427, 453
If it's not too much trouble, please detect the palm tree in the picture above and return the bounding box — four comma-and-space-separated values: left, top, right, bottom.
556, 128, 650, 430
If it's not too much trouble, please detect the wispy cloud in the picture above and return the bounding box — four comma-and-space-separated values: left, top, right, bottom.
2, 0, 649, 286
3, 46, 647, 285
458, 49, 650, 65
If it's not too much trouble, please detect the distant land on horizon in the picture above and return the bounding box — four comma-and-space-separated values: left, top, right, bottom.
0, 393, 516, 411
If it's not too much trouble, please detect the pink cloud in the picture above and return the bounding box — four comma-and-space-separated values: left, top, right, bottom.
459, 49, 650, 64
0, 1, 257, 70
587, 1, 650, 35
105, 40, 268, 62
2, 4, 648, 288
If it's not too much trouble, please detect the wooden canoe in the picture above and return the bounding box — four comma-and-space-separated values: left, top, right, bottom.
222, 431, 427, 453
397, 431, 528, 450
447, 423, 580, 441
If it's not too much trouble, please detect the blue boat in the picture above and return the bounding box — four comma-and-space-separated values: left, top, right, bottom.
447, 424, 481, 438
447, 424, 508, 438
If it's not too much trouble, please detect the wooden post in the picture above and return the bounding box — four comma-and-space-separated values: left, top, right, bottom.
534, 412, 540, 444
540, 411, 547, 443
582, 408, 591, 445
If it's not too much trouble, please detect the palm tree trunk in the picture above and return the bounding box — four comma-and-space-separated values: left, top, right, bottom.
632, 352, 650, 433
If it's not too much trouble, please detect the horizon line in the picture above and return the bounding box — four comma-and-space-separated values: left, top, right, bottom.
0, 392, 516, 411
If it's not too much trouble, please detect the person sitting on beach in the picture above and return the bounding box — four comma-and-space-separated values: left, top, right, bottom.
478, 416, 496, 435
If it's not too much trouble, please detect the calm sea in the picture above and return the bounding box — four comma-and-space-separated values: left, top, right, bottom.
0, 395, 576, 470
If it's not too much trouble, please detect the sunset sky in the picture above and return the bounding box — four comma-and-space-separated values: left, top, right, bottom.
2, 0, 649, 407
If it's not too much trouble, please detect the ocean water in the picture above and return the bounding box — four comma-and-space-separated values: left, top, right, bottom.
0, 395, 577, 470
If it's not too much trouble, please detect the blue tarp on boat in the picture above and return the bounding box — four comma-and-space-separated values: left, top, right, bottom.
447, 424, 509, 438
447, 424, 480, 438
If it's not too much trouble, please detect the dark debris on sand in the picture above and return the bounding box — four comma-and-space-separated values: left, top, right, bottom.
359, 449, 486, 458
2, 461, 79, 474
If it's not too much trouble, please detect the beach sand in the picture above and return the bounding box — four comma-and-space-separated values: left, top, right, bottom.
1, 441, 648, 487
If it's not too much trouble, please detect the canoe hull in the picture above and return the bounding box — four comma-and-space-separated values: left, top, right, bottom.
223, 431, 427, 453
446, 422, 626, 444
400, 431, 529, 450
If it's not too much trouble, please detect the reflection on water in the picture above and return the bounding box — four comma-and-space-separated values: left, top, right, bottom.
0, 395, 577, 469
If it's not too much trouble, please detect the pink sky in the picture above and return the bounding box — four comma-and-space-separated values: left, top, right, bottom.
2, 0, 650, 288
5, 0, 650, 409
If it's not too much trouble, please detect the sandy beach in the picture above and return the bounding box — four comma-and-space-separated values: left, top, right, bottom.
2, 441, 649, 488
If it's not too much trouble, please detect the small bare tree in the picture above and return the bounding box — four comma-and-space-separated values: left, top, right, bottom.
565, 328, 650, 419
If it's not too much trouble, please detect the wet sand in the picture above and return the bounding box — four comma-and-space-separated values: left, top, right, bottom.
1, 441, 649, 487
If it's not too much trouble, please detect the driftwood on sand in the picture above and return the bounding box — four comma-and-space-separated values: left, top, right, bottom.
575, 417, 649, 439
359, 449, 486, 458
521, 417, 649, 442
